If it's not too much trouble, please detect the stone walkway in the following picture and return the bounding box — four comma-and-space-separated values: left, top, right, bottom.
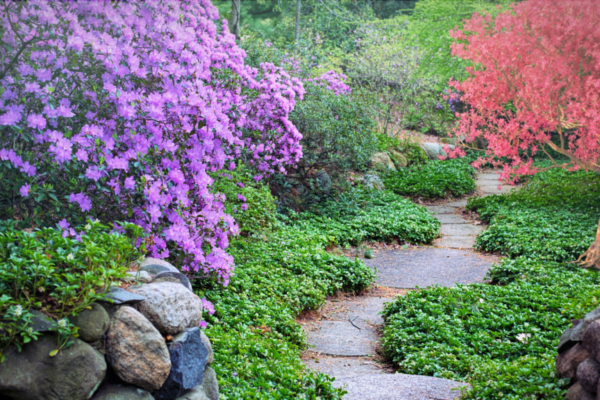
301, 172, 510, 399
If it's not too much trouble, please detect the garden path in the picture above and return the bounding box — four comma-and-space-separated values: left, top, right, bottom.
301, 172, 509, 399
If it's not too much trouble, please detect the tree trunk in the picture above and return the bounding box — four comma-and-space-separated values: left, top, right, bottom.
229, 0, 241, 41
578, 218, 600, 269
295, 0, 301, 42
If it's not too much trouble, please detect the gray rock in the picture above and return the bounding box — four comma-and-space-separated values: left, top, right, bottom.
125, 270, 153, 283
129, 282, 202, 335
199, 367, 219, 400
556, 343, 590, 379
421, 142, 447, 160
387, 149, 408, 168
577, 358, 600, 392
357, 173, 385, 190
22, 309, 53, 333
68, 303, 110, 342
566, 382, 595, 400
152, 271, 193, 291
101, 287, 146, 305
153, 328, 210, 400
371, 152, 396, 171
315, 170, 332, 193
139, 257, 179, 273
92, 384, 154, 400
105, 306, 171, 392
0, 334, 106, 400
559, 326, 578, 354
176, 386, 208, 400
200, 331, 214, 366
572, 307, 600, 341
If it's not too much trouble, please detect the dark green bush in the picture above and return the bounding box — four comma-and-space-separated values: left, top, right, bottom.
383, 158, 476, 199
284, 188, 440, 245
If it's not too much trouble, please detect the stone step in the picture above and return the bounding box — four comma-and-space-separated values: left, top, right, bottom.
435, 214, 471, 224
434, 236, 477, 249
306, 320, 379, 356
440, 224, 484, 236
426, 205, 459, 215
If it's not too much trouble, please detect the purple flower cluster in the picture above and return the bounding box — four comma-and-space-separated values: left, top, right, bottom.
0, 1, 307, 285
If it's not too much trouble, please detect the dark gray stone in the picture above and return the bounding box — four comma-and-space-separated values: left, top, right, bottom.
573, 307, 600, 341
0, 334, 106, 400
566, 382, 595, 400
421, 142, 447, 160
577, 358, 600, 393
153, 327, 210, 400
92, 384, 154, 400
23, 310, 53, 333
559, 326, 578, 354
140, 264, 175, 276
139, 258, 179, 274
363, 248, 494, 289
315, 170, 332, 193
557, 343, 590, 379
199, 367, 218, 400
101, 287, 146, 305
584, 320, 600, 362
152, 271, 192, 291
68, 303, 110, 342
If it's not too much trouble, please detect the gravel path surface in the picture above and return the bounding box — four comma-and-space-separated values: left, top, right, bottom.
303, 173, 505, 399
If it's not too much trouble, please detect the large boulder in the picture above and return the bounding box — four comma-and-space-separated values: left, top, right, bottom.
315, 170, 332, 193
91, 384, 154, 400
573, 307, 600, 341
583, 320, 600, 361
151, 271, 193, 292
105, 306, 171, 392
128, 282, 202, 335
387, 149, 408, 169
566, 382, 595, 400
139, 257, 179, 275
371, 152, 396, 171
153, 328, 210, 400
557, 343, 590, 379
356, 173, 385, 190
68, 303, 110, 342
199, 367, 219, 400
577, 358, 600, 393
0, 334, 106, 400
421, 142, 447, 160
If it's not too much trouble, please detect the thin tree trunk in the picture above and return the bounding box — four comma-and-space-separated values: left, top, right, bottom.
229, 0, 241, 41
295, 0, 301, 42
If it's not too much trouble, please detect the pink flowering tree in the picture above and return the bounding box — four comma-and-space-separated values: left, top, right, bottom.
446, 0, 600, 266
0, 0, 306, 284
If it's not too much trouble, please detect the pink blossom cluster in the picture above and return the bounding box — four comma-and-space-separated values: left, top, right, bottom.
307, 71, 351, 96
0, 1, 306, 284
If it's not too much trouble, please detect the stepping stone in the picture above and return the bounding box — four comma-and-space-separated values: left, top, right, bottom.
307, 320, 379, 356
305, 355, 384, 378
435, 236, 477, 249
443, 199, 468, 208
440, 224, 484, 236
479, 185, 515, 195
477, 173, 501, 181
331, 373, 469, 400
363, 248, 494, 288
435, 214, 470, 224
327, 297, 393, 325
426, 206, 458, 215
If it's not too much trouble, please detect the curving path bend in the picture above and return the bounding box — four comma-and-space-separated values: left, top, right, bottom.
300, 172, 513, 400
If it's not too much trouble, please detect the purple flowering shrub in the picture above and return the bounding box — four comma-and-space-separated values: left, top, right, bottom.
0, 0, 307, 283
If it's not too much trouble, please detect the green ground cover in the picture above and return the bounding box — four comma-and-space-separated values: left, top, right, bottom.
383, 158, 477, 199
382, 168, 600, 399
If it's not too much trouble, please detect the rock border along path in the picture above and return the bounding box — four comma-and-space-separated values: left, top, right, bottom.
301, 172, 512, 400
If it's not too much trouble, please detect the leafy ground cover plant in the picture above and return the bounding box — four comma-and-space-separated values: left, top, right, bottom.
382, 167, 600, 399
383, 158, 476, 199
197, 223, 376, 399
468, 168, 600, 261
0, 220, 145, 361
283, 188, 441, 245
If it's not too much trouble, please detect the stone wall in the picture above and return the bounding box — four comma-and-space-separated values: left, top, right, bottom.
0, 258, 218, 400
556, 306, 600, 399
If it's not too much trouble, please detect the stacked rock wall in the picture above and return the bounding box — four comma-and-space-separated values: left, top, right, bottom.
0, 258, 218, 400
556, 307, 600, 399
